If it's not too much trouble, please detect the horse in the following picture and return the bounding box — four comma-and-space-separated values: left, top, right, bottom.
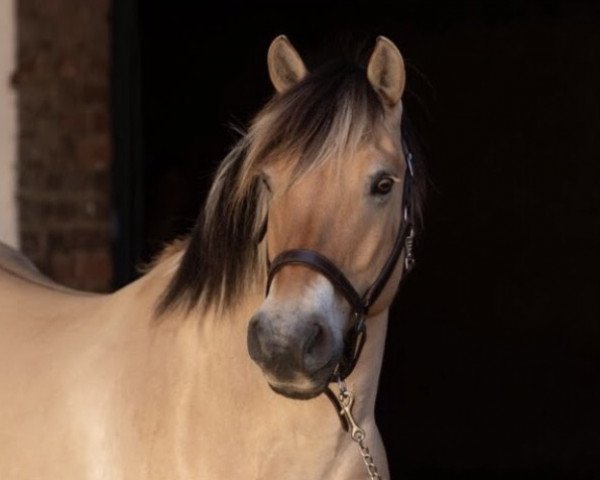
0, 35, 424, 479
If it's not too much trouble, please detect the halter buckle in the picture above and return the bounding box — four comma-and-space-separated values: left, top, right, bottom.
404, 227, 416, 272
406, 151, 415, 178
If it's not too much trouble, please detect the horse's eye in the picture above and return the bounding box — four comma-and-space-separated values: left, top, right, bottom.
371, 176, 394, 196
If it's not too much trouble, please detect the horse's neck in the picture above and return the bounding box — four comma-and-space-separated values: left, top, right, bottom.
123, 266, 389, 476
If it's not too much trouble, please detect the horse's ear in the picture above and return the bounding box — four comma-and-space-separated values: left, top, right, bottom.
267, 35, 307, 93
367, 36, 406, 107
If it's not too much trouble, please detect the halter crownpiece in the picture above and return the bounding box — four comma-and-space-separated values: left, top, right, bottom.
265, 140, 416, 382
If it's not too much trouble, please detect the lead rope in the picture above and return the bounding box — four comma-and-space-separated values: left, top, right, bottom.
335, 377, 383, 480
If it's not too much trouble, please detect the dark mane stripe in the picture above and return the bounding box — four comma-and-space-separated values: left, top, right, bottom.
157, 59, 426, 314
157, 140, 265, 313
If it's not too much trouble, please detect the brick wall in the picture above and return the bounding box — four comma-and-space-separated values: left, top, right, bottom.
13, 0, 112, 291
0, 0, 18, 248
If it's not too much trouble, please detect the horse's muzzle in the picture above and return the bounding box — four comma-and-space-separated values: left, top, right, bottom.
247, 311, 340, 398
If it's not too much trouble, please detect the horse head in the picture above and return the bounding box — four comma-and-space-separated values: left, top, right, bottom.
246, 36, 414, 399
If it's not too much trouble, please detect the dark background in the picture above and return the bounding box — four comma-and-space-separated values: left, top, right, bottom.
112, 1, 600, 478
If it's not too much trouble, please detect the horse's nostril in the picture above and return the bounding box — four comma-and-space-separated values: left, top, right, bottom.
303, 322, 323, 356
302, 321, 330, 372
247, 314, 265, 361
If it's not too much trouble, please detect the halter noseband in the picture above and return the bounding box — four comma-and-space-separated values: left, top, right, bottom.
265, 142, 416, 382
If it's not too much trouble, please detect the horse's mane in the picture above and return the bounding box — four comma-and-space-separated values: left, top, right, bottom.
156, 58, 426, 315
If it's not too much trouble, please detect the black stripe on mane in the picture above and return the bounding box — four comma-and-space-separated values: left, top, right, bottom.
157, 143, 264, 314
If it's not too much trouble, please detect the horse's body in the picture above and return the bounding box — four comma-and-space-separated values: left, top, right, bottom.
0, 245, 387, 479
0, 36, 422, 479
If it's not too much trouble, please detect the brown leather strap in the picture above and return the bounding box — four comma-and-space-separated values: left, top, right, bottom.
337, 314, 367, 380
266, 176, 413, 318
267, 249, 366, 315
362, 173, 413, 310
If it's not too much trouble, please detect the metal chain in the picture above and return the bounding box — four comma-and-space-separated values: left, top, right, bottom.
336, 379, 383, 480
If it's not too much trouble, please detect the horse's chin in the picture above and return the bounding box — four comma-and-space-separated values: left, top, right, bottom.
264, 356, 339, 400
266, 370, 334, 400
268, 382, 325, 400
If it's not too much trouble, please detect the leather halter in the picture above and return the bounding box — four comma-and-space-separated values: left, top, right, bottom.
265, 141, 416, 382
